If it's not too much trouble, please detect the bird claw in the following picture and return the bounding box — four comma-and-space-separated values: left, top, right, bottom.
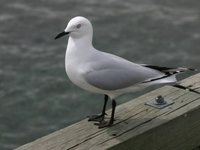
94, 120, 113, 128
87, 114, 104, 122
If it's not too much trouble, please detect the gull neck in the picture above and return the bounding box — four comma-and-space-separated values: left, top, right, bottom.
67, 35, 94, 51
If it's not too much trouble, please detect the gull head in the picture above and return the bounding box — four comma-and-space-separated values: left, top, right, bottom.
55, 16, 93, 40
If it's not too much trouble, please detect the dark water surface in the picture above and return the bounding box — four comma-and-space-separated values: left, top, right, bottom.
0, 0, 199, 149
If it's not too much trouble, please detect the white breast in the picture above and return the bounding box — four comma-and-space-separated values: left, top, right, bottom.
65, 52, 84, 87
65, 48, 103, 94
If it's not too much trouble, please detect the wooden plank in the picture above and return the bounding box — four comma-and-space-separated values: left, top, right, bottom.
15, 73, 200, 150
69, 89, 200, 150
178, 73, 200, 93
110, 104, 200, 150
16, 86, 179, 150
108, 89, 200, 150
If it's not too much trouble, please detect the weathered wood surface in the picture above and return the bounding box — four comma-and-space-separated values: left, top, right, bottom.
16, 73, 200, 150
178, 73, 200, 93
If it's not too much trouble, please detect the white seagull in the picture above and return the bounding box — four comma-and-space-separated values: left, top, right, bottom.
55, 16, 195, 128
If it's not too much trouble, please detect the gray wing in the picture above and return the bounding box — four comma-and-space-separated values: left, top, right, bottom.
83, 52, 164, 91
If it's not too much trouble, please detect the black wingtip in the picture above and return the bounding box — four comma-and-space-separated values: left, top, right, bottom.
188, 68, 198, 71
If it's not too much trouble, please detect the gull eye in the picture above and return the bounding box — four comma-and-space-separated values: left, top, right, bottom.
76, 24, 81, 29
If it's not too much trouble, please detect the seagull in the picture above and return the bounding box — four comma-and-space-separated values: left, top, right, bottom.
55, 16, 195, 128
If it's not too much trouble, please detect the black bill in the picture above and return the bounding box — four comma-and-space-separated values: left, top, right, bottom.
54, 31, 69, 40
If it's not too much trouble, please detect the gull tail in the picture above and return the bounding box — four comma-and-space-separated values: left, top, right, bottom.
142, 65, 197, 74
159, 67, 197, 73
142, 65, 197, 84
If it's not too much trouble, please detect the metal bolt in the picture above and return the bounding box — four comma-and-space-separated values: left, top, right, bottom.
155, 95, 166, 105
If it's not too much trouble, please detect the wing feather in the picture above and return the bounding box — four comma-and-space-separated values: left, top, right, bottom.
83, 52, 163, 90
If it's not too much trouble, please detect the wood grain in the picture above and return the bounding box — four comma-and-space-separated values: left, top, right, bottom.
15, 73, 200, 150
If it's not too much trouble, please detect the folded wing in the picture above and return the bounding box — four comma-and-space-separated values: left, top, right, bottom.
83, 52, 164, 90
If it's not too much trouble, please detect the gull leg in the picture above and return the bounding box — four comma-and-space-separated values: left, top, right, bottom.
88, 95, 108, 122
96, 99, 116, 128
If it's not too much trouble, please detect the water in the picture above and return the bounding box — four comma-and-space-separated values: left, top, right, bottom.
0, 0, 199, 149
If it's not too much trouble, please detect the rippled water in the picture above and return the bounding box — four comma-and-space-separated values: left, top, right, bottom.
0, 0, 199, 149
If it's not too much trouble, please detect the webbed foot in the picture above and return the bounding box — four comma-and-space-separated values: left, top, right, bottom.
94, 120, 114, 128
87, 114, 105, 122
